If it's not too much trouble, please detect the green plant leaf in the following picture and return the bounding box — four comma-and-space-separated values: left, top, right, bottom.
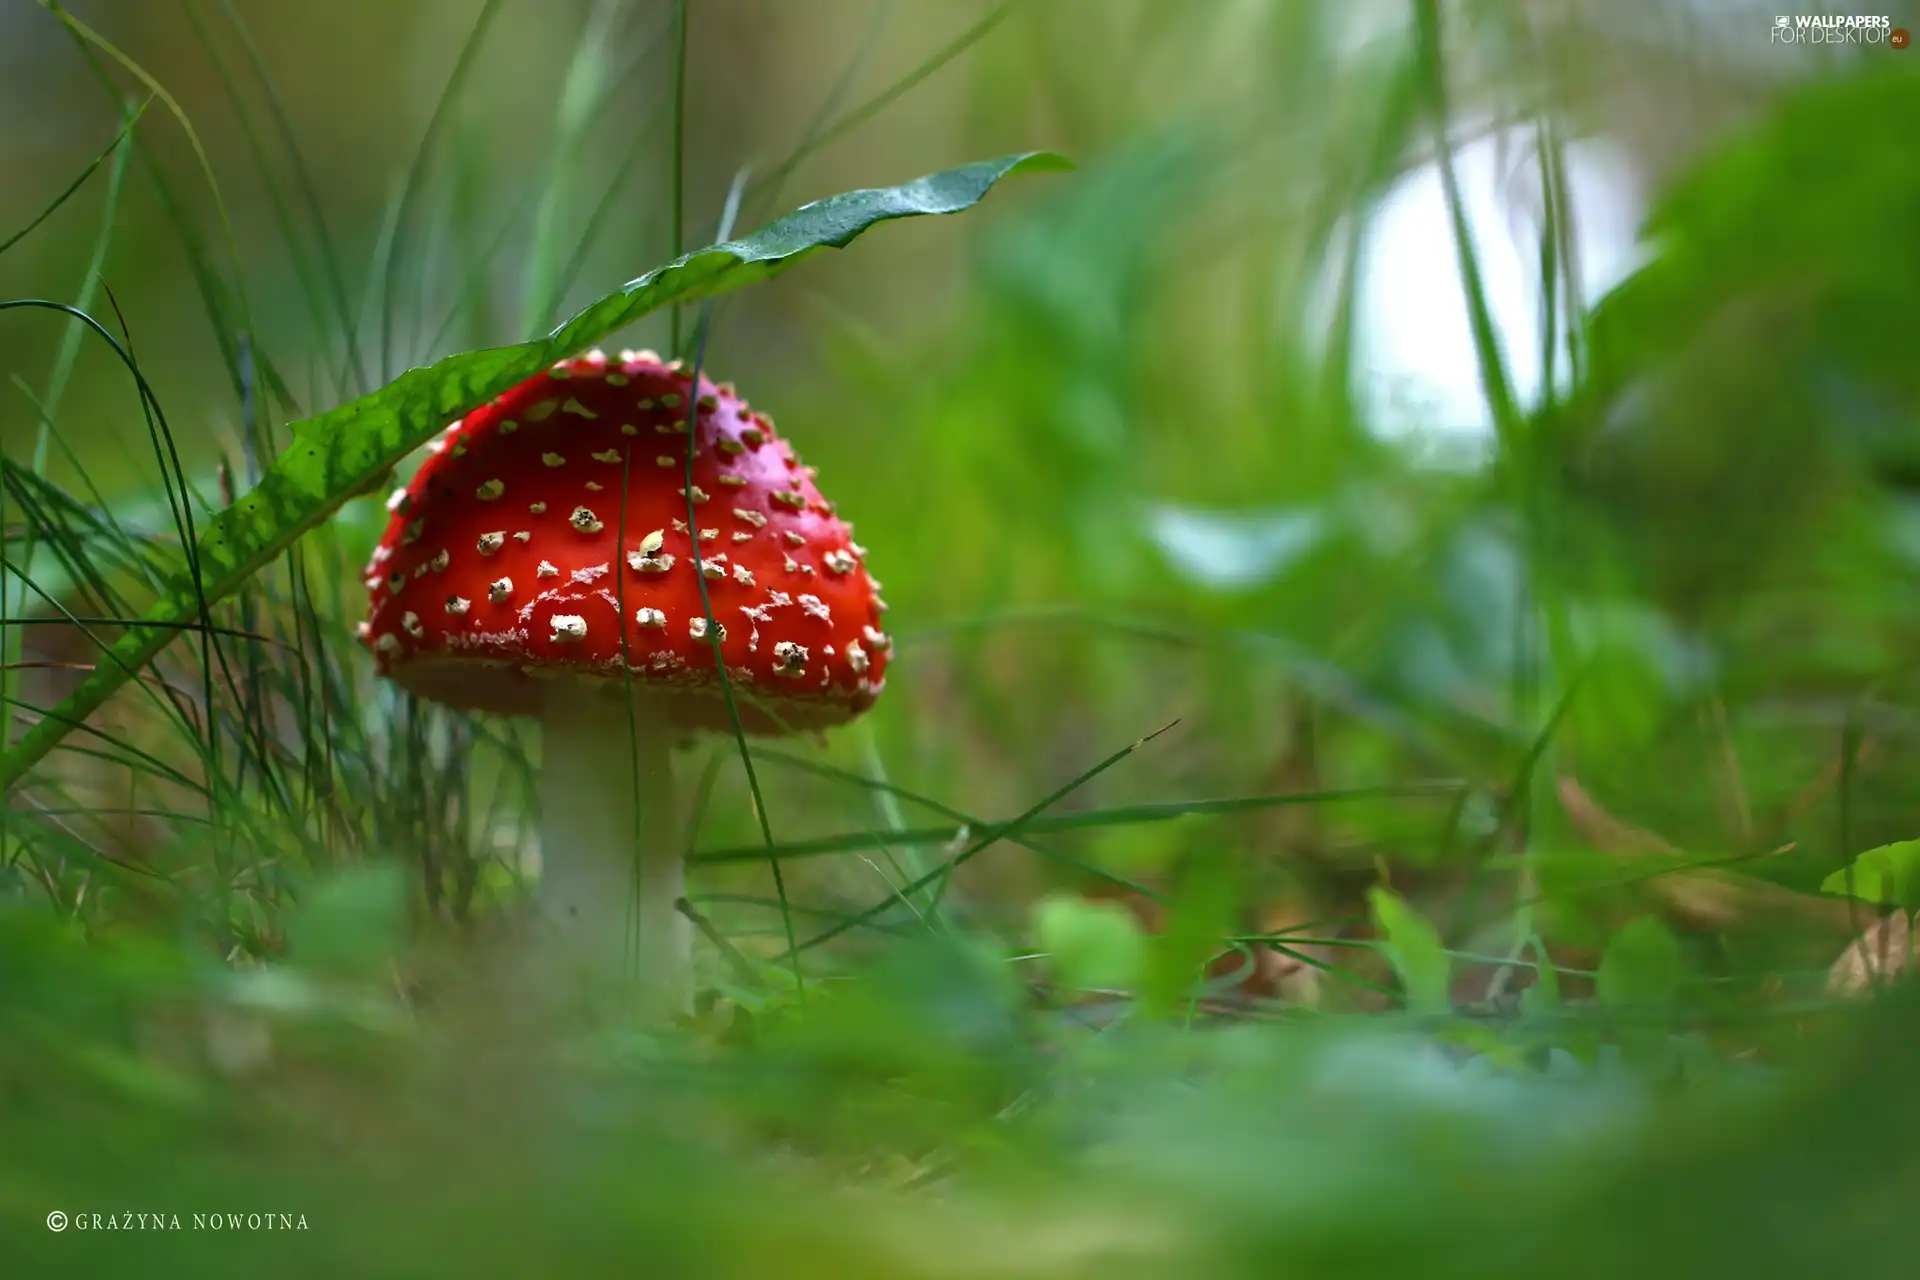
1033, 893, 1147, 992
1821, 839, 1920, 910
0, 151, 1068, 792
1367, 886, 1450, 1016
1140, 849, 1239, 1019
1520, 935, 1560, 1019
285, 863, 408, 979
1596, 916, 1682, 1011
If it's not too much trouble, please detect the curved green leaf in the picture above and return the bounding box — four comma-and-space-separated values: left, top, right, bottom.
0, 151, 1069, 791
1822, 840, 1920, 911
1368, 887, 1451, 1017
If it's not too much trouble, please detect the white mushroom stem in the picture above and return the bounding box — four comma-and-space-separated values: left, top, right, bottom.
537, 678, 690, 1017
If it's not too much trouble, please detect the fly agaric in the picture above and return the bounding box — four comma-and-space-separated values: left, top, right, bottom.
359, 349, 891, 1012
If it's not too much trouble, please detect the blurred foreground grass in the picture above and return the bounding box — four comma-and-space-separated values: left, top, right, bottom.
5, 0, 1920, 1273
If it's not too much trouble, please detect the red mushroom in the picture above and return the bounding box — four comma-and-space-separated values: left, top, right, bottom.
358, 348, 891, 1012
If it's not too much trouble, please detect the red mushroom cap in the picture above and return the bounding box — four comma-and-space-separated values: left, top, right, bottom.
358, 349, 891, 733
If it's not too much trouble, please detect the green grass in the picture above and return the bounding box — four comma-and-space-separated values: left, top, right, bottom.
5, 1, 1920, 1274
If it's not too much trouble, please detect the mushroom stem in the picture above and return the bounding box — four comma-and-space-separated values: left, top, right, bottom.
538, 678, 690, 1016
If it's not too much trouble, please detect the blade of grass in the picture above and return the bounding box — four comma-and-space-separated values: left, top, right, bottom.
378, 0, 504, 383
783, 721, 1185, 957
697, 780, 1462, 865
750, 743, 1167, 904
0, 98, 148, 259
742, 0, 1020, 214
212, 0, 371, 395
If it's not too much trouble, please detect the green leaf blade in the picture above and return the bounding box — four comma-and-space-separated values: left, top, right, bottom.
1368, 887, 1451, 1017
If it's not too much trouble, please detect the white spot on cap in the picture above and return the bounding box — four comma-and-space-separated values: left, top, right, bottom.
717, 475, 747, 487
678, 485, 709, 504
689, 616, 725, 641
741, 428, 767, 448
798, 594, 830, 622
374, 633, 403, 657
771, 490, 806, 511
529, 501, 548, 515
561, 397, 598, 419
731, 532, 753, 543
500, 420, 519, 434
733, 508, 767, 529
542, 453, 566, 468
513, 530, 531, 543
537, 560, 559, 579
772, 641, 808, 678
630, 550, 674, 574
655, 455, 676, 467
489, 577, 513, 603
402, 518, 424, 545
429, 549, 451, 573
636, 607, 666, 628
569, 506, 603, 534
732, 563, 755, 587
401, 612, 424, 638
699, 555, 729, 580
846, 640, 870, 673
525, 399, 559, 421
699, 528, 718, 542
476, 478, 505, 501
356, 620, 372, 640
478, 531, 506, 556
387, 489, 412, 514
782, 530, 806, 546
446, 596, 471, 615
591, 448, 622, 464
550, 614, 588, 643
823, 549, 857, 575
862, 626, 891, 650
716, 438, 744, 455
572, 564, 609, 584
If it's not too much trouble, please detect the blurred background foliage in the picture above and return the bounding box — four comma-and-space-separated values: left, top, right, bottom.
5, 0, 1920, 1273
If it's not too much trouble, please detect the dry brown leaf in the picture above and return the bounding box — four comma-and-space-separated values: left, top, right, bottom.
1556, 777, 1857, 936
1827, 911, 1916, 997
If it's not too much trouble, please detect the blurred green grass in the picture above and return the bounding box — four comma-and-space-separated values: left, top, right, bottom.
5, 0, 1920, 1273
